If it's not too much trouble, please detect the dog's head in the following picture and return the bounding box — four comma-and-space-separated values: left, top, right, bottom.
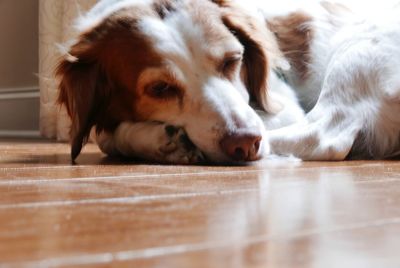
57, 0, 285, 163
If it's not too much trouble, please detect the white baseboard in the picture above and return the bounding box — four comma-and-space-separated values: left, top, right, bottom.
0, 86, 39, 100
0, 130, 41, 138
0, 87, 40, 138
0, 86, 39, 93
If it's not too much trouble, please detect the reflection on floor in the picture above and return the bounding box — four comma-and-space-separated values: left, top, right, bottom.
0, 139, 399, 267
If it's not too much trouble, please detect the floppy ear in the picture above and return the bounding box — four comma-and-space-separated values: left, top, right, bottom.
213, 0, 288, 113
56, 43, 112, 162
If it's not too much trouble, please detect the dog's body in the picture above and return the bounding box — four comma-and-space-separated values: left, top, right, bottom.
258, 0, 400, 160
57, 0, 400, 163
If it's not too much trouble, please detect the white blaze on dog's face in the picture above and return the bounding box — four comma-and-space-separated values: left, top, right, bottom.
57, 0, 279, 162
134, 2, 266, 161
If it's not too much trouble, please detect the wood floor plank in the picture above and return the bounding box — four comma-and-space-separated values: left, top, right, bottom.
0, 163, 399, 206
0, 140, 399, 267
1, 178, 400, 263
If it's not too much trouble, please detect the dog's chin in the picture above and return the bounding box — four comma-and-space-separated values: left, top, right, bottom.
193, 146, 230, 165
194, 139, 268, 166
203, 155, 264, 166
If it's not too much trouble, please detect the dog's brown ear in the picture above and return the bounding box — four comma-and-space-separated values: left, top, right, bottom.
56, 42, 111, 162
214, 0, 287, 113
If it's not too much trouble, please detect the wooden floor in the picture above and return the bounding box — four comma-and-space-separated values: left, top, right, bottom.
0, 140, 400, 268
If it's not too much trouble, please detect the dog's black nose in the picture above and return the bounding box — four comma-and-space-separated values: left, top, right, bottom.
220, 130, 262, 161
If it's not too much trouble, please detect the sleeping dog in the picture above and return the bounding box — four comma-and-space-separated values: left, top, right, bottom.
57, 0, 400, 163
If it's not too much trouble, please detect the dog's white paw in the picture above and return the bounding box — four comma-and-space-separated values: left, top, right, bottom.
158, 125, 205, 164
113, 122, 204, 164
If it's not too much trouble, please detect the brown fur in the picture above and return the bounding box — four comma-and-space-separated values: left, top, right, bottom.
268, 12, 313, 80
213, 0, 286, 112
215, 1, 270, 111
57, 7, 162, 160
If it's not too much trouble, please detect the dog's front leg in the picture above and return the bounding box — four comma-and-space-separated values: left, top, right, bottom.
96, 122, 204, 164
266, 99, 362, 161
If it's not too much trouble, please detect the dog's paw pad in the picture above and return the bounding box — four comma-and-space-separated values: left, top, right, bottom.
165, 125, 180, 138
159, 125, 204, 164
179, 133, 197, 151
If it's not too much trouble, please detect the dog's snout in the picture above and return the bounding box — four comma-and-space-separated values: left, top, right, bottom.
220, 130, 262, 162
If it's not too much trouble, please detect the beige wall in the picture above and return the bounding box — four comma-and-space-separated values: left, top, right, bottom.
0, 0, 39, 137
0, 0, 38, 90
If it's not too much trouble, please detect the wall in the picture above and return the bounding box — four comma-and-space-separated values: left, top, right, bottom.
0, 0, 40, 137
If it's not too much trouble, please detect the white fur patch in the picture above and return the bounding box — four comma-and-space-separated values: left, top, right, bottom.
258, 0, 400, 159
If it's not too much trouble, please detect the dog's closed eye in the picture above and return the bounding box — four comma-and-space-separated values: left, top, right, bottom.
145, 81, 181, 99
220, 52, 242, 78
